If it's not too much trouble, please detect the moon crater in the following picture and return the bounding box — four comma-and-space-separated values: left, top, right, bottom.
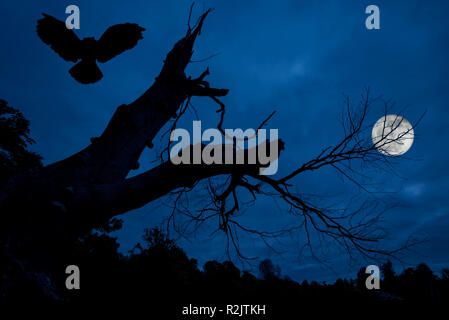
371, 114, 414, 156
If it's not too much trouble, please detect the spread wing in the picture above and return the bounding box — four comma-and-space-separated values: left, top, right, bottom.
96, 23, 145, 63
36, 13, 81, 62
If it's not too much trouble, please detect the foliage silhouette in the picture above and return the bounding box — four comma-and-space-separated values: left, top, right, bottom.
0, 100, 42, 183
259, 259, 281, 281
49, 230, 449, 313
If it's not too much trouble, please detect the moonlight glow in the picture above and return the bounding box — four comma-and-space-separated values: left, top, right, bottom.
372, 114, 414, 156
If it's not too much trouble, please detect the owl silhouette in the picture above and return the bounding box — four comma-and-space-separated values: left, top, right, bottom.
37, 13, 145, 84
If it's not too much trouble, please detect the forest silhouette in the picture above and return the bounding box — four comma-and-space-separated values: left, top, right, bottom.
0, 102, 447, 312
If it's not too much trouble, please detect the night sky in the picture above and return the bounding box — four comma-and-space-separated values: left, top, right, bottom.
1, 0, 448, 282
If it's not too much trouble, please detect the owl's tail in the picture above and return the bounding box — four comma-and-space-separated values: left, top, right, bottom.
69, 59, 103, 84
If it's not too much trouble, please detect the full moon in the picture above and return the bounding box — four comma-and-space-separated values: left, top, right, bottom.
371, 114, 414, 156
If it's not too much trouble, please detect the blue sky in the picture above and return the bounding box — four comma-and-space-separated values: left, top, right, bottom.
1, 0, 448, 282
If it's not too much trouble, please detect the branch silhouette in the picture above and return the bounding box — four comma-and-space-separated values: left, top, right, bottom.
0, 8, 423, 296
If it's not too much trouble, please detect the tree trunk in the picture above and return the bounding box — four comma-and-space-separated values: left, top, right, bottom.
0, 10, 275, 297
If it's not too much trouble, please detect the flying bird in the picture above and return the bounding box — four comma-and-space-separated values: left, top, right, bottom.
36, 13, 145, 84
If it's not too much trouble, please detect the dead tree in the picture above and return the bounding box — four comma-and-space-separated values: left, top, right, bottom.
0, 9, 420, 296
